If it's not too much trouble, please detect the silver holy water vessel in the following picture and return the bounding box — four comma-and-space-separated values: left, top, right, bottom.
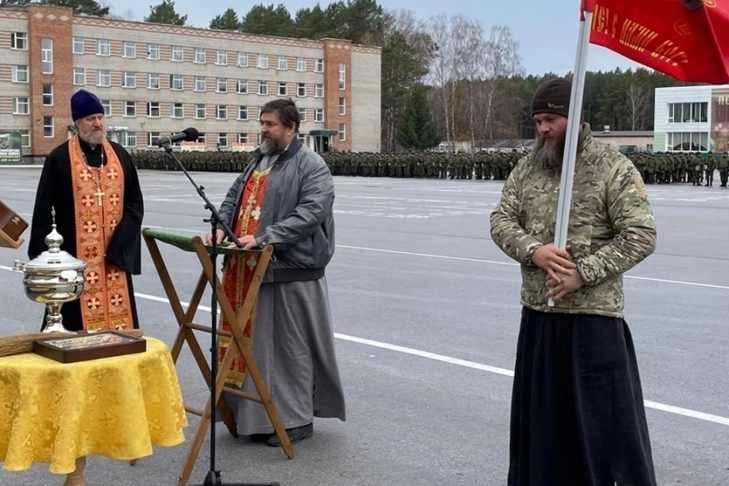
14, 209, 86, 333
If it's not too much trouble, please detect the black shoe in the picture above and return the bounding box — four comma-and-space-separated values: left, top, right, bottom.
248, 432, 274, 443
267, 423, 313, 447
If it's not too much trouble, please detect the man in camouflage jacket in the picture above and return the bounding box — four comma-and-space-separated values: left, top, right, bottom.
491, 77, 657, 486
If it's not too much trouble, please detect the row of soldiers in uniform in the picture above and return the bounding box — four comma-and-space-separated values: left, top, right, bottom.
130, 148, 729, 187
631, 152, 729, 187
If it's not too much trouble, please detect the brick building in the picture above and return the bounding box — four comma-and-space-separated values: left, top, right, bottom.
0, 5, 381, 158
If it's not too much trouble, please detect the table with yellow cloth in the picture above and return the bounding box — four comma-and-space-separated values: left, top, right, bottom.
0, 336, 187, 477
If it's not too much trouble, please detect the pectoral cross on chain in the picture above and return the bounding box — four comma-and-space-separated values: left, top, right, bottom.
94, 188, 105, 206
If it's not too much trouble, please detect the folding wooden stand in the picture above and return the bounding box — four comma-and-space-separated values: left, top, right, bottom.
142, 229, 294, 486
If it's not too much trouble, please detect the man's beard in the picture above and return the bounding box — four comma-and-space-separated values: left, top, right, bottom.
79, 129, 105, 147
259, 136, 286, 155
533, 133, 566, 172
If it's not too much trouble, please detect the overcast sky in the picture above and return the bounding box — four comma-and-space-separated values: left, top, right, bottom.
109, 0, 644, 75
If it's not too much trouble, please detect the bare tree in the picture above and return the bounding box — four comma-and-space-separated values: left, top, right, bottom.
427, 17, 455, 150
482, 26, 523, 140
627, 82, 648, 131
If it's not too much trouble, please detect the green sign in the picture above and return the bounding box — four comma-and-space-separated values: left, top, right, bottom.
0, 132, 22, 164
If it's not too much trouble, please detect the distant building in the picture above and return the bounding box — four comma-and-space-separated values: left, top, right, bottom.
0, 5, 382, 158
592, 127, 654, 153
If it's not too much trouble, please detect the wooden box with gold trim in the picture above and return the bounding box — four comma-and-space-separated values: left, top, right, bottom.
0, 199, 28, 249
33, 332, 147, 363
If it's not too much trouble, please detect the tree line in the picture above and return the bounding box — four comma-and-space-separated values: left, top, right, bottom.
1, 0, 693, 151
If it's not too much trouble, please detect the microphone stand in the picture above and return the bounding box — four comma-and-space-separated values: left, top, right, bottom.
160, 144, 279, 486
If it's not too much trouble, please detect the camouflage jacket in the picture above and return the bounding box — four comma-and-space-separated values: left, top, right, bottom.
490, 127, 657, 318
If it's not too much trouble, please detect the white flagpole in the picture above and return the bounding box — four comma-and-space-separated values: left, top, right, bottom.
549, 10, 592, 306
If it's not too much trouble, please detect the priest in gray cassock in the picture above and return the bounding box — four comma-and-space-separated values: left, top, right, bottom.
207, 98, 345, 446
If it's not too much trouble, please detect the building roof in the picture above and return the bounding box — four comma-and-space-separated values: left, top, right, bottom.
593, 130, 654, 138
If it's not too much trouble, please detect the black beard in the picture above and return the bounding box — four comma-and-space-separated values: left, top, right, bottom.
260, 137, 285, 155
533, 133, 566, 172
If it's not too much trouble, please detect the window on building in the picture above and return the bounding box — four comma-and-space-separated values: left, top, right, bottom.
11, 32, 27, 50
258, 80, 268, 95
97, 69, 111, 87
120, 131, 137, 148
101, 99, 111, 116
42, 84, 53, 106
667, 131, 709, 152
43, 116, 54, 137
123, 41, 136, 58
147, 102, 160, 117
73, 67, 85, 86
278, 56, 288, 70
218, 133, 228, 147
338, 97, 346, 115
72, 37, 84, 54
14, 97, 29, 114
338, 63, 346, 90
237, 80, 248, 94
125, 101, 136, 116
315, 83, 323, 98
194, 48, 206, 64
216, 49, 227, 65
11, 65, 28, 83
97, 39, 111, 56
238, 133, 248, 144
238, 105, 248, 120
148, 132, 160, 146
197, 132, 206, 144
171, 46, 184, 62
257, 55, 268, 69
194, 77, 206, 92
172, 102, 184, 118
238, 52, 248, 67
41, 38, 53, 74
315, 108, 324, 122
217, 78, 227, 93
296, 57, 306, 72
170, 74, 183, 90
19, 129, 30, 148
196, 104, 206, 119
278, 82, 287, 96
668, 102, 709, 124
338, 123, 346, 141
147, 43, 160, 60
217, 105, 227, 120
297, 83, 306, 97
315, 58, 324, 72
148, 73, 160, 89
298, 107, 306, 122
123, 71, 136, 88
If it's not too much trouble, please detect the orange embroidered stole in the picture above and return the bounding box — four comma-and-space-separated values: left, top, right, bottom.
220, 168, 271, 387
69, 135, 134, 331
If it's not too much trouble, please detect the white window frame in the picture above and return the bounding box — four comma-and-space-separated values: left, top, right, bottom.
101, 99, 111, 116
236, 80, 248, 94
11, 32, 28, 50
216, 104, 227, 120
338, 63, 346, 90
148, 131, 160, 147
237, 133, 248, 144
257, 55, 268, 69
315, 58, 324, 73
122, 71, 136, 88
147, 43, 160, 60
195, 104, 206, 119
297, 83, 306, 97
315, 83, 324, 98
277, 82, 287, 96
13, 97, 29, 115
238, 105, 248, 120
120, 131, 137, 148
170, 74, 183, 90
41, 38, 53, 74
11, 65, 28, 83
72, 37, 84, 54
73, 67, 85, 86
277, 56, 288, 70
147, 101, 160, 118
217, 78, 227, 93
97, 69, 111, 87
238, 52, 248, 67
19, 129, 30, 148
123, 41, 136, 58
43, 116, 54, 138
217, 133, 228, 147
298, 107, 306, 122
194, 76, 206, 92
171, 46, 184, 62
296, 57, 306, 72
172, 102, 184, 119
97, 39, 111, 57
216, 49, 227, 65
338, 96, 346, 115
315, 108, 324, 122
148, 73, 160, 90
125, 101, 136, 117
258, 80, 268, 96
42, 84, 53, 106
194, 48, 206, 64
338, 123, 346, 142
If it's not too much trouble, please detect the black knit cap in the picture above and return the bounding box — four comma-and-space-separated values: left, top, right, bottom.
531, 78, 571, 118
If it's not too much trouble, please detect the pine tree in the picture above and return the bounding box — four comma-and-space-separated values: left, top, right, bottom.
209, 8, 240, 31
397, 85, 440, 150
145, 0, 187, 26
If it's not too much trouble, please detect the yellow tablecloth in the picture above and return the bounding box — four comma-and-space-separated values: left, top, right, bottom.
0, 337, 187, 474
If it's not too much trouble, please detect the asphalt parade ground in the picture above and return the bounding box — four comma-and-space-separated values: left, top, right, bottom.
1, 168, 727, 485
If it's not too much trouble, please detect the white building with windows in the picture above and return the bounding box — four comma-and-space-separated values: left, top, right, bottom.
654, 85, 729, 153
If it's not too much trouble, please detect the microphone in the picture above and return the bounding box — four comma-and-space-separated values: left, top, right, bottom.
154, 127, 200, 146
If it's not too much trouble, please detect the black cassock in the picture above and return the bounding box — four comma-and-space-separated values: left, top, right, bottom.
28, 138, 144, 331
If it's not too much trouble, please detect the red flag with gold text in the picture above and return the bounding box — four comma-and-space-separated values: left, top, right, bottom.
582, 0, 729, 83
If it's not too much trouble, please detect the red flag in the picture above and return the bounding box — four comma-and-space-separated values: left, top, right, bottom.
581, 0, 729, 83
